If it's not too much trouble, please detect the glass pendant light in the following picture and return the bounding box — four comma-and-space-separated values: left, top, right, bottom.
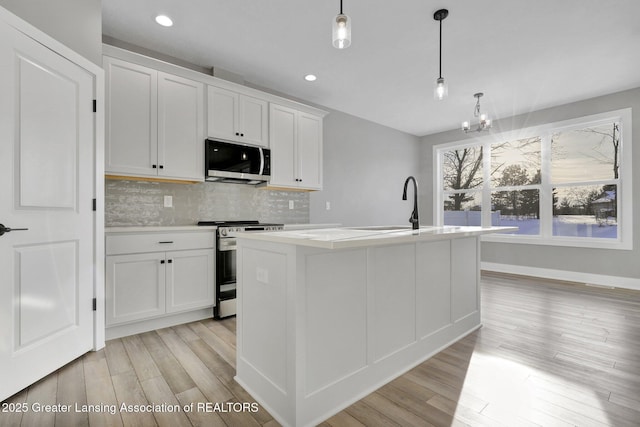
332, 0, 351, 49
433, 9, 449, 100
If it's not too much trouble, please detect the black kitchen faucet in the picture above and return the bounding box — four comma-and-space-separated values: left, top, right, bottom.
402, 176, 419, 230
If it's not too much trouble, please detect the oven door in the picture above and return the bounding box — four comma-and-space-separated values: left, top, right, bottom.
217, 237, 236, 300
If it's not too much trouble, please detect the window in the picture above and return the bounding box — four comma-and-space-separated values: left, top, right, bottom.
435, 109, 632, 249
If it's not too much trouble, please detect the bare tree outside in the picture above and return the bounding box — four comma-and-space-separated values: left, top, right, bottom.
442, 146, 483, 210
552, 122, 619, 218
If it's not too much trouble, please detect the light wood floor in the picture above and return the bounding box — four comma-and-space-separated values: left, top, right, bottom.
2, 272, 640, 426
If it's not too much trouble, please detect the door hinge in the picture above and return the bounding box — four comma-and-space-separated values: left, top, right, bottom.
92, 298, 97, 311
92, 99, 97, 113
92, 198, 96, 211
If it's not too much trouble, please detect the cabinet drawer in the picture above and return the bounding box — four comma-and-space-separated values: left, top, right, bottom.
107, 231, 214, 255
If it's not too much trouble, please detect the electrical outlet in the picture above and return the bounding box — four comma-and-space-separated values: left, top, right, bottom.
256, 267, 269, 283
326, 201, 331, 210
164, 195, 173, 208
289, 200, 294, 209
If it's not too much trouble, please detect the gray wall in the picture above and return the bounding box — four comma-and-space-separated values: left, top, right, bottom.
310, 110, 421, 227
419, 87, 640, 280
0, 0, 102, 65
105, 180, 310, 226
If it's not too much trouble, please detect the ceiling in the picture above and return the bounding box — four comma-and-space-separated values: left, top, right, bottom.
102, 0, 640, 137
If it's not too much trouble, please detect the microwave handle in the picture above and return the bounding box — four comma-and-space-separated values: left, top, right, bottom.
259, 147, 265, 175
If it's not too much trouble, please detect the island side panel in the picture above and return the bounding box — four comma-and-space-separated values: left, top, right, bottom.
416, 239, 452, 339
236, 239, 296, 425
451, 237, 481, 333
368, 244, 417, 363
302, 249, 368, 394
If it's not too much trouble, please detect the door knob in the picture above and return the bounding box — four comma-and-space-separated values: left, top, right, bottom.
0, 223, 29, 237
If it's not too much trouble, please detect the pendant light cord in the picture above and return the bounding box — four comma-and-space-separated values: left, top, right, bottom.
340, 0, 343, 14
438, 18, 443, 79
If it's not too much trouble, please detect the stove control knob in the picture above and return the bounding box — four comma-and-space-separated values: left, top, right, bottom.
220, 228, 227, 237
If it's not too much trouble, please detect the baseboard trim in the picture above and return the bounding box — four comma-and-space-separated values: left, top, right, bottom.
105, 308, 214, 340
481, 262, 640, 292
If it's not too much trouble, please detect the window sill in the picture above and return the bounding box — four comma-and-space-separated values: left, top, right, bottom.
481, 233, 632, 250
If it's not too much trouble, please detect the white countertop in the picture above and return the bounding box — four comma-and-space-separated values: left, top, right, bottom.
236, 225, 518, 249
283, 223, 341, 230
105, 223, 339, 234
105, 225, 217, 233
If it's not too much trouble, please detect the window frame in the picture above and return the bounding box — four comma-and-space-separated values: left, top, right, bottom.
433, 108, 633, 250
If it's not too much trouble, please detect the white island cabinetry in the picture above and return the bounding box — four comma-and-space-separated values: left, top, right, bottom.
235, 226, 514, 427
105, 227, 215, 339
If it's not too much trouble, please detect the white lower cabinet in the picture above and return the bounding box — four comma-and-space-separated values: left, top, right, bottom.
165, 249, 214, 313
105, 230, 215, 334
106, 252, 166, 325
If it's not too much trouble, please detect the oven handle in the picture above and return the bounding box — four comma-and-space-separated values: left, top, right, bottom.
218, 238, 237, 251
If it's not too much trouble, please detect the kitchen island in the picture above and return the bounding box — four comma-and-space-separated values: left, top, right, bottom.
235, 225, 515, 427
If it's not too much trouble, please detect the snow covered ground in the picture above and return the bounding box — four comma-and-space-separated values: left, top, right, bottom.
497, 215, 617, 239
444, 213, 618, 239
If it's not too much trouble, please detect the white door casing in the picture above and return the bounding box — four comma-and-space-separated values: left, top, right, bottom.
0, 21, 94, 401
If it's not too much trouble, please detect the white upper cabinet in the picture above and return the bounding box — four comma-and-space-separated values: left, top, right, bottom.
269, 103, 323, 190
105, 56, 204, 181
105, 58, 157, 177
297, 112, 323, 189
207, 86, 269, 147
158, 72, 204, 180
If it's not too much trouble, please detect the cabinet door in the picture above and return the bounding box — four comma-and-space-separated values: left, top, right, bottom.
207, 86, 238, 141
239, 95, 269, 147
106, 253, 166, 326
269, 103, 297, 187
297, 112, 323, 190
158, 72, 205, 180
105, 57, 158, 176
165, 249, 215, 313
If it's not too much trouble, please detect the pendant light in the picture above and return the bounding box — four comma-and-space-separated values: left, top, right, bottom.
332, 0, 351, 49
462, 93, 492, 133
433, 9, 449, 100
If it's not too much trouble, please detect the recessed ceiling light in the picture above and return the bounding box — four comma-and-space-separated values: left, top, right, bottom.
155, 15, 173, 27
304, 74, 317, 82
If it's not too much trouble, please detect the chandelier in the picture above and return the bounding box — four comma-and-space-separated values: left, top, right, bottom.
462, 93, 492, 133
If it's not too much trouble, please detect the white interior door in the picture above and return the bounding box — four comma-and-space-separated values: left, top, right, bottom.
0, 21, 94, 401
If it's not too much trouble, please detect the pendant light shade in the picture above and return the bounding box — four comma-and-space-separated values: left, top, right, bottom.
433, 9, 448, 100
434, 77, 447, 101
333, 0, 351, 49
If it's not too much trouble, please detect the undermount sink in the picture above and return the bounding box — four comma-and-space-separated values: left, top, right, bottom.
347, 225, 412, 231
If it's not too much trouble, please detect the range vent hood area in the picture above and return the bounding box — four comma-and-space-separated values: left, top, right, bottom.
205, 171, 268, 185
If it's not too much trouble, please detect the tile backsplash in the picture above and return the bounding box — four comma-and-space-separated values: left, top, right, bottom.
105, 179, 310, 226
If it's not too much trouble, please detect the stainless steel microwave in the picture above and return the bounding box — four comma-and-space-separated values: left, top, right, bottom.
205, 139, 270, 184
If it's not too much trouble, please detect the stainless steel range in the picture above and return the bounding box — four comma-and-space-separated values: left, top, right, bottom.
198, 220, 284, 318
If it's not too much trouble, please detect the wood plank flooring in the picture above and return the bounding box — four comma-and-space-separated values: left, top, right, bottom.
2, 272, 640, 426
